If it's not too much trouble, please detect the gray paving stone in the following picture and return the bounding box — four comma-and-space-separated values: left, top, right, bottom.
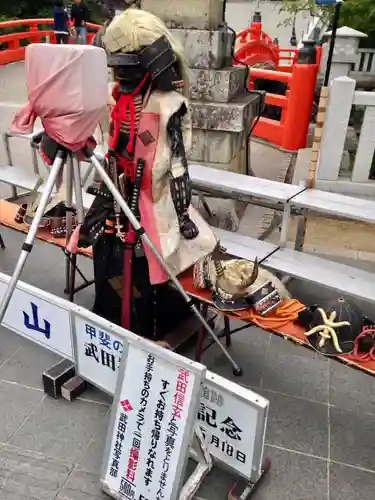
0, 326, 28, 366
251, 446, 328, 500
78, 384, 112, 407
0, 227, 61, 279
201, 325, 270, 389
33, 258, 96, 308
268, 333, 319, 359
188, 462, 235, 499
262, 391, 329, 458
0, 381, 44, 443
9, 397, 108, 462
0, 445, 73, 500
262, 339, 329, 403
329, 462, 375, 500
330, 406, 375, 471
329, 360, 375, 415
0, 338, 62, 390
56, 469, 110, 500
77, 412, 110, 474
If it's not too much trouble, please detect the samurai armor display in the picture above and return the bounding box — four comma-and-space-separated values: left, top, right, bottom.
91, 234, 193, 339
80, 8, 218, 336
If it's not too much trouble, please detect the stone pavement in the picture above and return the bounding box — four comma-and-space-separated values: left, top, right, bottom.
0, 225, 375, 500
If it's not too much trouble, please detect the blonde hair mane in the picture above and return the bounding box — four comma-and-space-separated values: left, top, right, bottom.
103, 8, 189, 95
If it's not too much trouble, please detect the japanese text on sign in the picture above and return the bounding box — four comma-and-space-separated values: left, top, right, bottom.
102, 343, 204, 500
84, 323, 123, 372
74, 315, 126, 393
198, 401, 246, 465
145, 379, 170, 487
110, 413, 128, 478
157, 368, 190, 500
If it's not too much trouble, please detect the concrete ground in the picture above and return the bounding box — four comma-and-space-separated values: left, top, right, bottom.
0, 225, 375, 500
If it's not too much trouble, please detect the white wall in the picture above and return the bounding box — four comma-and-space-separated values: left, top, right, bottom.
225, 1, 312, 48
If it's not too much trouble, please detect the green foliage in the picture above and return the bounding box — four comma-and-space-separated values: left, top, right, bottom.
280, 0, 375, 45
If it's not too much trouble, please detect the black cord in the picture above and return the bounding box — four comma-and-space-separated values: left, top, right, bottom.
226, 25, 265, 176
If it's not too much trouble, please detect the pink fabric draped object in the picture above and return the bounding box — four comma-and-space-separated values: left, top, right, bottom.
10, 44, 108, 152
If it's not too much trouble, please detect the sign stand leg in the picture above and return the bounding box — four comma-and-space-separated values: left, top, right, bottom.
180, 427, 213, 500
0, 232, 5, 249
85, 150, 244, 377
228, 458, 271, 500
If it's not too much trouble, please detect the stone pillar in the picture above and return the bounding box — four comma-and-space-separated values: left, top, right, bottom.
319, 26, 367, 82
140, 0, 259, 175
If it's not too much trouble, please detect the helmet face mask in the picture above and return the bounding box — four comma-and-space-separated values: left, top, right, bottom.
105, 36, 184, 93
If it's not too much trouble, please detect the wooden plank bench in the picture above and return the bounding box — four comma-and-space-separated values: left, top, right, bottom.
189, 164, 304, 205
216, 227, 375, 305
289, 188, 375, 225
0, 165, 95, 210
190, 164, 375, 250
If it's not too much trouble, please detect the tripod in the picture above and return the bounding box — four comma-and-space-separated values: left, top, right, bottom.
0, 141, 243, 375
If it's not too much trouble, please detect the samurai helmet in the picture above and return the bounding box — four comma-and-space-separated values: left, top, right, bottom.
100, 8, 189, 95
193, 243, 291, 312
210, 243, 259, 310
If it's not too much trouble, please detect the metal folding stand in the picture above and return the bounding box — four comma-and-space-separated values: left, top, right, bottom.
0, 146, 244, 376
228, 458, 271, 500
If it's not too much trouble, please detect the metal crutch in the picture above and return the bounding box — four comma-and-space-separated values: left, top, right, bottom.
86, 151, 243, 376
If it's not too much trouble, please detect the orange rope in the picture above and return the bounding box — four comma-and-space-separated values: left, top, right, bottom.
232, 299, 305, 330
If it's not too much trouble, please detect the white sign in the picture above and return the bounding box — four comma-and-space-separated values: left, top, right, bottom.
101, 341, 206, 500
74, 313, 126, 394
197, 372, 268, 482
0, 274, 73, 359
72, 311, 268, 482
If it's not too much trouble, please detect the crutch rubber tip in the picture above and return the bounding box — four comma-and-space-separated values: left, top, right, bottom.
233, 367, 243, 377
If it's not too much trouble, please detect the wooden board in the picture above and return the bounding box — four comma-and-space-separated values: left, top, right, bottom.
0, 199, 92, 257
2, 200, 374, 376
179, 271, 375, 377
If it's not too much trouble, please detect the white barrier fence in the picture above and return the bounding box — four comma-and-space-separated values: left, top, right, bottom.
0, 271, 268, 491
316, 75, 375, 196
351, 48, 375, 85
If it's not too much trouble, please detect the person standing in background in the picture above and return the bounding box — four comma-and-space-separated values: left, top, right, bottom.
70, 0, 88, 45
53, 1, 69, 44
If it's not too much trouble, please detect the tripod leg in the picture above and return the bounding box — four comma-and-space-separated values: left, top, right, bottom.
64, 155, 74, 295
86, 152, 243, 376
0, 231, 5, 249
0, 152, 66, 324
67, 157, 86, 302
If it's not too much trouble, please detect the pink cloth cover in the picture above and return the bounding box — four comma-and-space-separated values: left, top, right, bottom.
10, 44, 108, 152
135, 112, 166, 284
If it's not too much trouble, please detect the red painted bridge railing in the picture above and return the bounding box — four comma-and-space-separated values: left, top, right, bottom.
0, 18, 101, 65
1, 16, 321, 152
234, 13, 322, 151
